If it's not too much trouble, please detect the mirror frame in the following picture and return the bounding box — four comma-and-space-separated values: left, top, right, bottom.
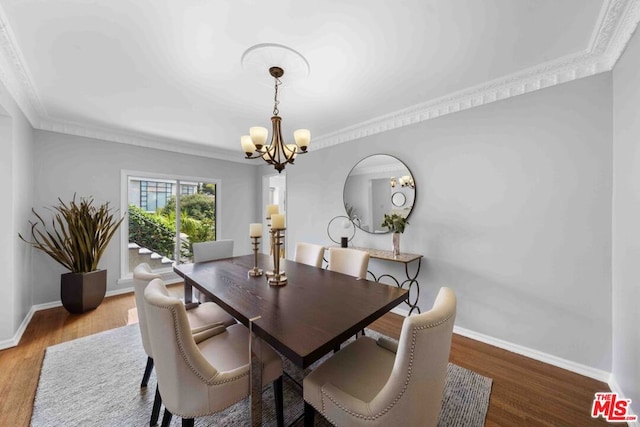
343, 154, 416, 234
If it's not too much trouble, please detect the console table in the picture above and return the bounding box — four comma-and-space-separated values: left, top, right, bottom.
342, 246, 423, 315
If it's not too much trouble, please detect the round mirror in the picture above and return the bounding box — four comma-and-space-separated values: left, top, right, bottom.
343, 154, 416, 234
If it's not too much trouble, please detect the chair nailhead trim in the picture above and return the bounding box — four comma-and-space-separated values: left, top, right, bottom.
150, 301, 251, 419
320, 313, 454, 422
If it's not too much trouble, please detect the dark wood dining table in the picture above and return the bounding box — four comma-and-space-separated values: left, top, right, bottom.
173, 253, 408, 426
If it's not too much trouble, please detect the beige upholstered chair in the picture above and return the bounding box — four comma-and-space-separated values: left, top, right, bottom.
294, 242, 325, 268
192, 239, 234, 263
191, 239, 234, 303
327, 247, 370, 279
303, 287, 457, 427
143, 279, 284, 427
132, 263, 236, 426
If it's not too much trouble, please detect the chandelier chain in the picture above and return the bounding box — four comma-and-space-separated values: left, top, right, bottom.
273, 77, 281, 116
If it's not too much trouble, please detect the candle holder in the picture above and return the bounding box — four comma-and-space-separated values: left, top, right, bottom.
248, 236, 263, 277
267, 227, 287, 286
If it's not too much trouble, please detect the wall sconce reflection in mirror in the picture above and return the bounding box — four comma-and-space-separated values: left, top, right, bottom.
391, 192, 406, 207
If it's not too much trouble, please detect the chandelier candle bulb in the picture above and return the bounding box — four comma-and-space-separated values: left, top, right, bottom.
294, 129, 311, 151
241, 135, 256, 155
249, 223, 262, 238
271, 213, 285, 230
266, 204, 279, 219
249, 126, 268, 149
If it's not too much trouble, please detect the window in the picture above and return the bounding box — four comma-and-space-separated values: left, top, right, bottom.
123, 172, 219, 276
138, 180, 174, 212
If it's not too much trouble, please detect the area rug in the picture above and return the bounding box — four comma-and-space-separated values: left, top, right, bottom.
31, 325, 492, 426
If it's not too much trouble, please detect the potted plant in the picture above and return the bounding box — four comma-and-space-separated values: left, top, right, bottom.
381, 213, 409, 256
19, 195, 125, 313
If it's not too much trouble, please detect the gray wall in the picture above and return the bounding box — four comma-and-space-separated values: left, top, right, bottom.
0, 80, 35, 343
612, 26, 640, 414
286, 73, 613, 372
31, 130, 260, 305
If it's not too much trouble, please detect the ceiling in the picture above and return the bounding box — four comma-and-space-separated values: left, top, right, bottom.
0, 0, 638, 162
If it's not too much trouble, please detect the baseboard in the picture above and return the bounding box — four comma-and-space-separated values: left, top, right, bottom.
0, 275, 183, 351
608, 375, 639, 427
454, 325, 611, 382
387, 308, 611, 382
0, 305, 37, 350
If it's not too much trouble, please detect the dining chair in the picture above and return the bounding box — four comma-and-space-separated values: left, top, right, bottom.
294, 242, 325, 268
192, 239, 234, 263
143, 278, 285, 427
303, 287, 457, 427
132, 263, 237, 426
327, 247, 370, 279
191, 239, 234, 302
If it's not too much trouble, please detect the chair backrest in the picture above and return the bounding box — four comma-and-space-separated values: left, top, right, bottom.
371, 287, 457, 426
192, 239, 234, 263
294, 242, 325, 268
143, 279, 221, 415
327, 247, 369, 279
132, 263, 162, 357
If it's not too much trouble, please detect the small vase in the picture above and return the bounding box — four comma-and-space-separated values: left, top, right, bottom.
392, 232, 400, 257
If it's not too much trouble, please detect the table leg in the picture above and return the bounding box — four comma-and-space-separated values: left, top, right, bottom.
249, 317, 263, 427
184, 277, 194, 304
183, 277, 200, 309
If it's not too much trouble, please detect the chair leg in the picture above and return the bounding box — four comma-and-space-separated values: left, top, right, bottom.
304, 401, 315, 427
150, 384, 162, 426
141, 356, 154, 387
182, 419, 194, 427
273, 376, 284, 427
161, 408, 172, 427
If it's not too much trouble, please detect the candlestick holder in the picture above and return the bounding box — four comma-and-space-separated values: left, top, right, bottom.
267, 228, 287, 286
248, 236, 263, 277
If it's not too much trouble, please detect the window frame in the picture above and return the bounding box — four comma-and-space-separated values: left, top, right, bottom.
120, 169, 222, 280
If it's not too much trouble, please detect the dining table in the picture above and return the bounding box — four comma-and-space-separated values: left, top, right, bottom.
174, 253, 408, 426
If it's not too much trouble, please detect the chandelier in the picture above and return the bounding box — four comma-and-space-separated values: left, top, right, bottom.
240, 66, 310, 173
390, 175, 415, 188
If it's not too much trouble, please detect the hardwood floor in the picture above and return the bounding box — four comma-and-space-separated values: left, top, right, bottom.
1, 286, 610, 427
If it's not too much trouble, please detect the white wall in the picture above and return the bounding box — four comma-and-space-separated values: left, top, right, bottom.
0, 81, 35, 343
32, 130, 260, 305
286, 73, 613, 372
612, 26, 640, 415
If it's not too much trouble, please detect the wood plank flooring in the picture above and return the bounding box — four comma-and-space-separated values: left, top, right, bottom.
0, 286, 610, 426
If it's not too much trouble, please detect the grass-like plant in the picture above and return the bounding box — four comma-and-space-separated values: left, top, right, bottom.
19, 195, 125, 273
381, 213, 409, 233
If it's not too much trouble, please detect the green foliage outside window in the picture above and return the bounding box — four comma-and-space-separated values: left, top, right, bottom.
129, 192, 216, 261
128, 204, 175, 259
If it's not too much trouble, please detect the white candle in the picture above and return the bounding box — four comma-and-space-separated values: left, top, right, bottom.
249, 223, 262, 238
271, 213, 285, 230
266, 204, 279, 219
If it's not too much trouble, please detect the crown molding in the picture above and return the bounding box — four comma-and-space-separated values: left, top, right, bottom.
312, 0, 640, 151
39, 118, 246, 163
0, 3, 46, 124
1, 0, 639, 157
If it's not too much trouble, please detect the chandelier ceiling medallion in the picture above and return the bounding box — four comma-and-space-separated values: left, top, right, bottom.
240, 44, 311, 173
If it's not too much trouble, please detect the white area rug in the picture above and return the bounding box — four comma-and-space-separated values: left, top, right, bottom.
31, 325, 492, 426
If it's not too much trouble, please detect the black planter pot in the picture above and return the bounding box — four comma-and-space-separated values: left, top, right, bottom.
60, 270, 107, 314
